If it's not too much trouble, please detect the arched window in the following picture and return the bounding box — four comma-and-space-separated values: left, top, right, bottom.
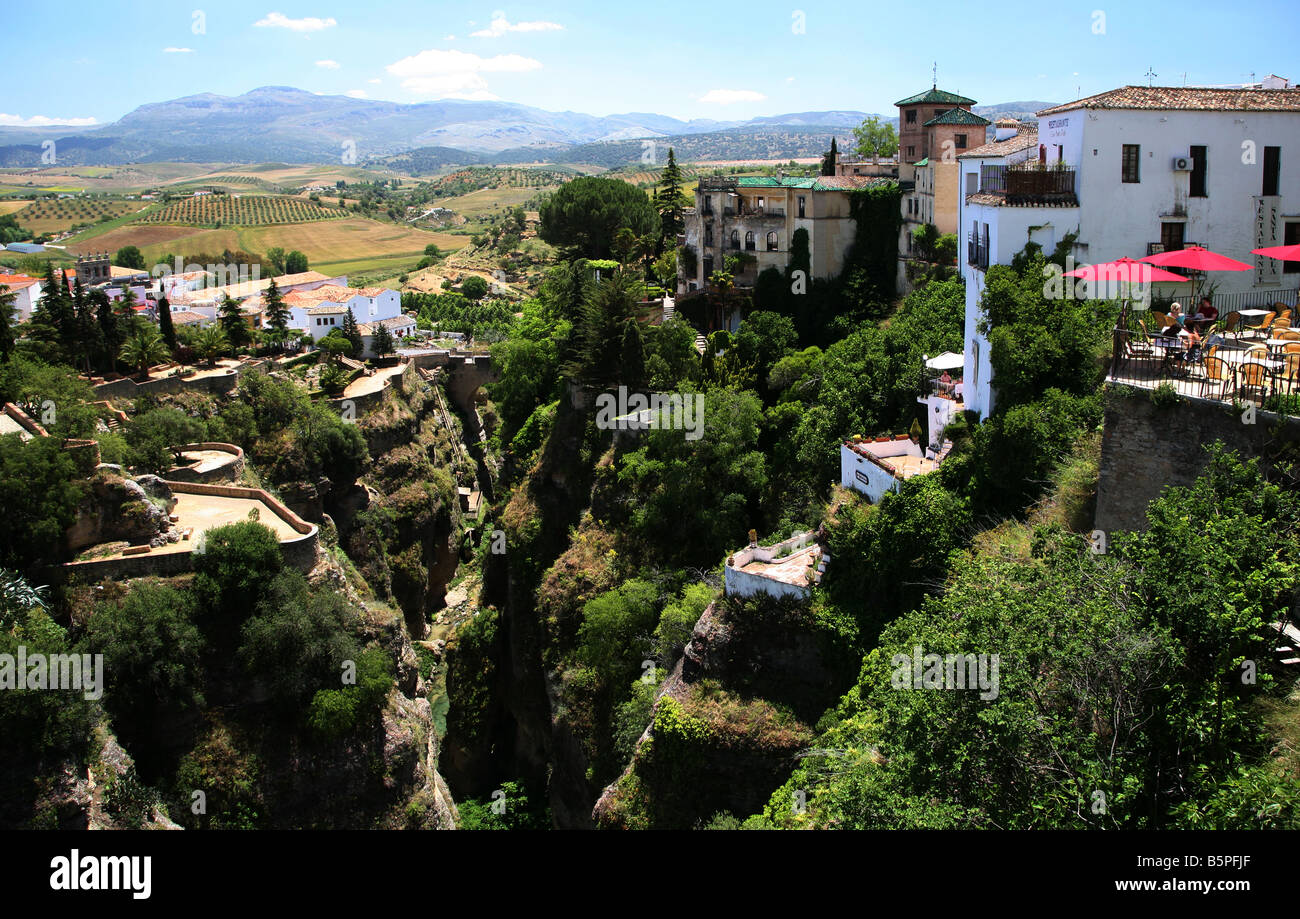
766, 231, 778, 251
729, 229, 740, 250
744, 231, 756, 251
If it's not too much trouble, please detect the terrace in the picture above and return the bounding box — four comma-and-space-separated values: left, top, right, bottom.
974, 162, 1078, 206
724, 531, 825, 601
1108, 301, 1300, 408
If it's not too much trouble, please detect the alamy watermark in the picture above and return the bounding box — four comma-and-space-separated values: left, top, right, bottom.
0, 646, 103, 700
891, 645, 1000, 701
594, 386, 704, 441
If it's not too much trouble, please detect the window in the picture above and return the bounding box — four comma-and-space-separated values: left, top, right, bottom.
1161, 222, 1185, 252
766, 231, 778, 251
907, 146, 915, 160
797, 196, 806, 218
1122, 144, 1141, 183
955, 134, 967, 149
1263, 146, 1281, 197
744, 231, 756, 251
702, 256, 714, 279
905, 109, 917, 124
1286, 222, 1300, 274
1189, 145, 1207, 197
729, 229, 740, 250
703, 195, 713, 215
966, 172, 977, 195
704, 226, 713, 246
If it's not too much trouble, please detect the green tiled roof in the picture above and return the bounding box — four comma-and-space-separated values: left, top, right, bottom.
736, 176, 815, 188
923, 108, 991, 126
895, 87, 978, 106
732, 176, 898, 191
913, 157, 929, 167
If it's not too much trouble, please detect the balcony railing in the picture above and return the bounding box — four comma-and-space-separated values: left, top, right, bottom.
968, 241, 989, 271
978, 163, 1077, 203
721, 206, 786, 219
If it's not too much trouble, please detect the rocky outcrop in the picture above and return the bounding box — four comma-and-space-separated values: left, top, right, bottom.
66, 471, 179, 552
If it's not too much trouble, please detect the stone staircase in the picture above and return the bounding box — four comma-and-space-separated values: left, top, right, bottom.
1269, 621, 1300, 667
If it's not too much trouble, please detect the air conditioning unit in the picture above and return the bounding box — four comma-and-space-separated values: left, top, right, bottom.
1171, 155, 1192, 171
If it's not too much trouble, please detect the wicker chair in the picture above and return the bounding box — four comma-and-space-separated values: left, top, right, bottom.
1222, 312, 1241, 338
1201, 355, 1233, 399
1237, 361, 1271, 403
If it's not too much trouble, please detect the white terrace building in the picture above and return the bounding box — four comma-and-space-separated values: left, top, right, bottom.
283, 285, 403, 341
959, 84, 1300, 418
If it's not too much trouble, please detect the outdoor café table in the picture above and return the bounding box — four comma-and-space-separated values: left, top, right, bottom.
1265, 338, 1298, 355
1238, 308, 1271, 328
1218, 349, 1282, 370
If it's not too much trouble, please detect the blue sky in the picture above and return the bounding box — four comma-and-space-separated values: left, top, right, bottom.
4, 1, 1298, 126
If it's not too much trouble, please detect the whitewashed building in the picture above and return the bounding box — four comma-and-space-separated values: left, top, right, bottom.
284, 285, 402, 335
723, 530, 825, 601
840, 434, 951, 504
959, 84, 1300, 418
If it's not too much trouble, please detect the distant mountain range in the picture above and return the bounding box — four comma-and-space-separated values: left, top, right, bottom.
0, 87, 1056, 169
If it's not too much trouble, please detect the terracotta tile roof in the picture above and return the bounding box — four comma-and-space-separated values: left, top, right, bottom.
169, 311, 208, 324
1037, 85, 1300, 116
924, 108, 991, 126
895, 87, 977, 106
290, 284, 388, 304
307, 305, 348, 315
959, 131, 1040, 159
0, 274, 39, 290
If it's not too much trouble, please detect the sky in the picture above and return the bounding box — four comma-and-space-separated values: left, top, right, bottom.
4, 1, 1299, 127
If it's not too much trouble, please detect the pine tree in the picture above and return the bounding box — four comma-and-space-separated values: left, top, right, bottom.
619, 319, 645, 389
263, 278, 290, 351
372, 321, 395, 358
341, 307, 363, 357
157, 295, 177, 351
73, 281, 101, 373
657, 148, 687, 247
219, 294, 251, 348
93, 289, 122, 374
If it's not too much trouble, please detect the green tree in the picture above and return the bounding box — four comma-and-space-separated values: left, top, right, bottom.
263, 278, 290, 351
119, 325, 171, 378
265, 247, 287, 275
0, 283, 16, 362
0, 435, 87, 570
218, 295, 252, 349
852, 115, 899, 162
821, 136, 839, 176
539, 176, 658, 260
657, 148, 689, 246
114, 245, 146, 270
125, 407, 206, 474
460, 275, 489, 301
371, 321, 396, 358
284, 250, 309, 274
191, 521, 285, 638
191, 324, 229, 366
156, 295, 177, 351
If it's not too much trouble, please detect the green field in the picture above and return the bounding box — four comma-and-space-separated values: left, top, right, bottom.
138, 194, 346, 227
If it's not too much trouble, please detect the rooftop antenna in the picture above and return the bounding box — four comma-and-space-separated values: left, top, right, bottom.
932, 61, 937, 89
1144, 67, 1157, 86
1180, 72, 1188, 86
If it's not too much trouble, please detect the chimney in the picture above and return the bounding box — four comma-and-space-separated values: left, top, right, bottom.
994, 118, 1019, 142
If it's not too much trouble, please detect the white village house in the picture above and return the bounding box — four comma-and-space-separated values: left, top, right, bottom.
959, 83, 1300, 418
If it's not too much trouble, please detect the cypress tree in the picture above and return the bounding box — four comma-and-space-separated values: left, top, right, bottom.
341, 307, 363, 357
157, 295, 177, 351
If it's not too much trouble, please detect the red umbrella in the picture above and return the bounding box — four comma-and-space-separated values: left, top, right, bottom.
1140, 245, 1252, 273
1064, 256, 1187, 285
1252, 243, 1300, 263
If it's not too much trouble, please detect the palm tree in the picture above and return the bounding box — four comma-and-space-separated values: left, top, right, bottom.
119, 326, 171, 378
191, 324, 229, 367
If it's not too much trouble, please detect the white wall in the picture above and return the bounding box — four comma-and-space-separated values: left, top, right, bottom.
840, 443, 905, 503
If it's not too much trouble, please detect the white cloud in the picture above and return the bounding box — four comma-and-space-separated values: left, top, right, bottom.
387, 48, 542, 99
786, 76, 795, 83
345, 89, 368, 98
698, 89, 766, 105
254, 12, 337, 32
444, 34, 456, 41
471, 14, 562, 38
163, 47, 194, 54
0, 113, 98, 127
316, 59, 341, 69
368, 78, 382, 84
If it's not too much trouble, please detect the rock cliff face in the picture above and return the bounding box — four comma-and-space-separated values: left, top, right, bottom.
592, 596, 841, 829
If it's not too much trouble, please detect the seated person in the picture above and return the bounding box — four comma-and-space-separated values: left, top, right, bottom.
1198, 297, 1218, 322
1167, 302, 1187, 327
937, 370, 953, 393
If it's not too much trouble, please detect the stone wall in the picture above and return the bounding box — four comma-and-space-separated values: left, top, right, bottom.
90, 359, 269, 400
62, 479, 319, 582
1095, 384, 1300, 534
